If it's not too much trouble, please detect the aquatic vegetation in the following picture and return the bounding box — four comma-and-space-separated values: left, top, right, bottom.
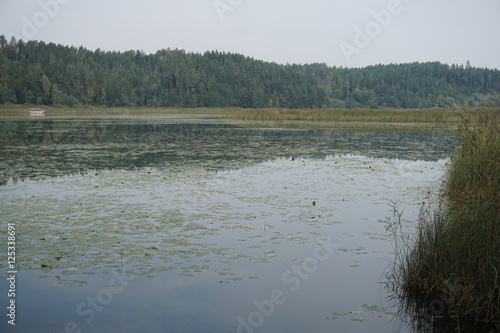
326, 304, 398, 321
0, 117, 457, 332
0, 154, 447, 287
223, 107, 499, 124
387, 122, 500, 331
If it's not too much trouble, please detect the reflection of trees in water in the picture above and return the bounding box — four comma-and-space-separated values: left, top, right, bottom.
390, 297, 497, 333
0, 119, 458, 185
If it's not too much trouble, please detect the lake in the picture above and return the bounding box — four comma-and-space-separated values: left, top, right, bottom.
0, 115, 458, 333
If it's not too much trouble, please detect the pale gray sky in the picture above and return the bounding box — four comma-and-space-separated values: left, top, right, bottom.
1, 0, 499, 69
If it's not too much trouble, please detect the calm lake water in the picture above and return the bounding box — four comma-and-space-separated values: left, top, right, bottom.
0, 116, 458, 333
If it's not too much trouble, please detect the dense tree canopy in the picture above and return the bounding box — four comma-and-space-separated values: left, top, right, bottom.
1, 36, 499, 108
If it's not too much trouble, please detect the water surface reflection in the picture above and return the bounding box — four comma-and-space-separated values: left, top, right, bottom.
0, 116, 458, 333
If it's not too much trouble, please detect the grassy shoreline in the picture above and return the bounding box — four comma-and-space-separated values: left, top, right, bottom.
387, 121, 499, 331
222, 107, 500, 124
2, 105, 498, 133
1, 105, 498, 123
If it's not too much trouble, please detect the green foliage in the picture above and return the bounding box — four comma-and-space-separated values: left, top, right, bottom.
388, 122, 500, 330
0, 83, 17, 104
0, 35, 499, 108
223, 108, 500, 124
448, 122, 499, 202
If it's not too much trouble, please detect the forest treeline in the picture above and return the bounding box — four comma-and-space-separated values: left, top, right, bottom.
1, 35, 499, 109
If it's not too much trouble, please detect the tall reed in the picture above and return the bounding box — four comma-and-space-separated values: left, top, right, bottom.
388, 121, 499, 331
222, 108, 500, 124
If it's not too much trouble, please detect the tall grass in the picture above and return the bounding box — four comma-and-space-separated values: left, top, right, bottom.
223, 108, 500, 124
387, 122, 500, 331
2, 105, 499, 124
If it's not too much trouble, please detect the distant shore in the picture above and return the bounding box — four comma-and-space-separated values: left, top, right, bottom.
1, 106, 497, 133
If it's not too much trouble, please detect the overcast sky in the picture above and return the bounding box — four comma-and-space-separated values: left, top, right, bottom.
1, 0, 499, 69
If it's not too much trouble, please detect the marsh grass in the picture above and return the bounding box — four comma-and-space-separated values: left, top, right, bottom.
2, 105, 499, 125
223, 107, 500, 124
387, 122, 500, 331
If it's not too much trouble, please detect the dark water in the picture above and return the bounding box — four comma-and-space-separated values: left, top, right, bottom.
0, 116, 458, 333
0, 116, 456, 184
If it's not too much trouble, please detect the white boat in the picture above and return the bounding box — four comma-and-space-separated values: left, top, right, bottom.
28, 108, 45, 117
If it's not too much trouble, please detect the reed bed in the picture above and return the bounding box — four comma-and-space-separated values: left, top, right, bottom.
387, 121, 499, 331
2, 105, 499, 124
223, 108, 500, 124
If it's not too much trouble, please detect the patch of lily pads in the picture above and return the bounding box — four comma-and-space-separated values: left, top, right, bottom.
0, 153, 448, 286
326, 304, 399, 322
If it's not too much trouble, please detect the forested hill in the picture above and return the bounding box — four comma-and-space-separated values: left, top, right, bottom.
1, 36, 499, 109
